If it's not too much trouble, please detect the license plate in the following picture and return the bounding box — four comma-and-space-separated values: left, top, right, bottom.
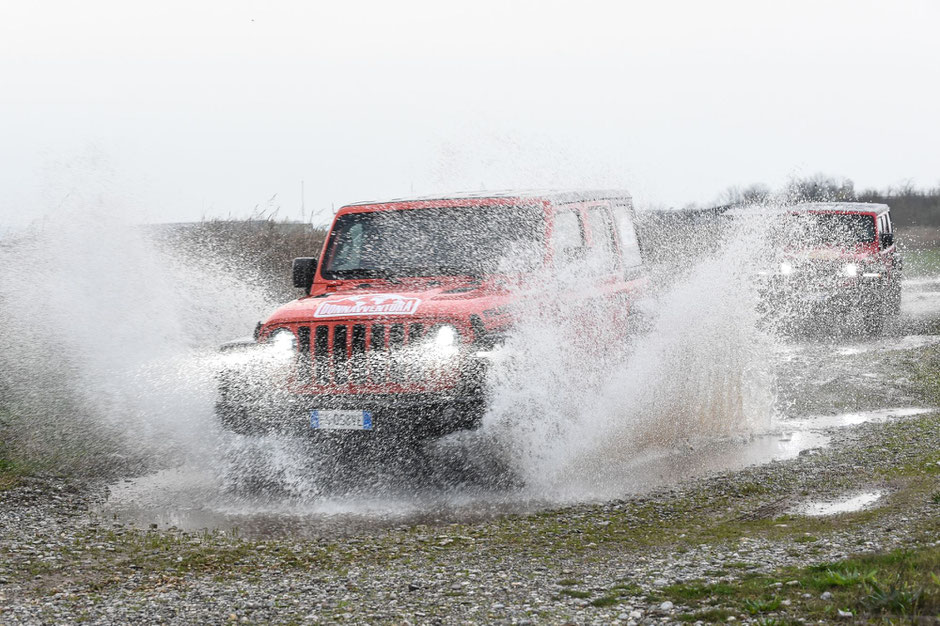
310, 410, 373, 430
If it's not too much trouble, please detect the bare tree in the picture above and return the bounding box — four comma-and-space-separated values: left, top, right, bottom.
783, 173, 856, 203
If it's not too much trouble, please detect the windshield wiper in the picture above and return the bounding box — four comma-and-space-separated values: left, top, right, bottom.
369, 266, 480, 279
329, 266, 482, 281
371, 268, 402, 284
426, 265, 483, 278
329, 268, 401, 284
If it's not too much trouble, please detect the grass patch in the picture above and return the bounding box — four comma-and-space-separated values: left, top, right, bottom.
662, 581, 737, 602
560, 589, 591, 599
734, 482, 770, 496
590, 594, 620, 607
0, 437, 28, 490
903, 247, 940, 278
862, 579, 924, 614
661, 546, 940, 622
912, 348, 940, 406
806, 566, 878, 589
0, 452, 18, 486
742, 596, 782, 614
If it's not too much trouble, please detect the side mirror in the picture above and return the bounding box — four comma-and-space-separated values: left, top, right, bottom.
292, 257, 318, 293
880, 232, 894, 249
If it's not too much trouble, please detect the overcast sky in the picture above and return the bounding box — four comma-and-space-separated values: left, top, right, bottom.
2, 0, 939, 229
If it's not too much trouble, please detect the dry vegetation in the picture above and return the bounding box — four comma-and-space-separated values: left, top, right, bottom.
151, 218, 327, 301
712, 173, 940, 234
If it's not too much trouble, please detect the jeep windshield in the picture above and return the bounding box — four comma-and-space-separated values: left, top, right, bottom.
772, 212, 876, 249
321, 205, 545, 280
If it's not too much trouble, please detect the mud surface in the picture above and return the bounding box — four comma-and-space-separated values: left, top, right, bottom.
2, 273, 939, 624
96, 274, 940, 539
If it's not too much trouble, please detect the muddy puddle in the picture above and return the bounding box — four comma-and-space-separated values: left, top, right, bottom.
103, 428, 832, 539
902, 276, 940, 322
101, 400, 932, 538
790, 490, 887, 517
100, 275, 940, 538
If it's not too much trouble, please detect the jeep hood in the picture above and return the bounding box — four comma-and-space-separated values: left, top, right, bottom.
265, 280, 511, 326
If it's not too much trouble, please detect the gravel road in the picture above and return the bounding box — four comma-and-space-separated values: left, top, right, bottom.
2, 276, 938, 624
1, 407, 938, 624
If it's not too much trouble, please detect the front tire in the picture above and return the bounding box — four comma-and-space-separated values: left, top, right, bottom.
886, 279, 902, 316
861, 303, 886, 336
216, 401, 258, 435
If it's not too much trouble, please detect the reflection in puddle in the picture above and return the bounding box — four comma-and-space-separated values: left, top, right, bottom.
555, 430, 828, 502
783, 407, 934, 430
773, 334, 937, 418
101, 405, 936, 538
104, 466, 527, 538
837, 335, 940, 356
902, 277, 940, 320
102, 429, 829, 538
792, 490, 885, 516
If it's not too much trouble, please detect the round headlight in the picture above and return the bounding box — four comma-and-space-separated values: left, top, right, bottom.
433, 325, 458, 348
426, 324, 459, 358
842, 263, 858, 277
267, 328, 297, 353
779, 261, 794, 275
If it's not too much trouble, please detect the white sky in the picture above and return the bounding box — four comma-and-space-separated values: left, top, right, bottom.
2, 0, 939, 228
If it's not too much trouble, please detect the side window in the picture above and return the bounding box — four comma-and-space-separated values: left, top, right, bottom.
586, 207, 620, 273
884, 213, 893, 234
550, 210, 584, 261
613, 204, 643, 268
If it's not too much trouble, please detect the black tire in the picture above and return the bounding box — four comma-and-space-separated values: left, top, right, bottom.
886, 279, 902, 316
215, 401, 258, 435
423, 428, 519, 489
861, 306, 886, 336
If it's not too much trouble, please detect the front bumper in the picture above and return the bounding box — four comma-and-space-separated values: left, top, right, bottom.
216, 345, 490, 438
756, 275, 892, 316
218, 391, 485, 438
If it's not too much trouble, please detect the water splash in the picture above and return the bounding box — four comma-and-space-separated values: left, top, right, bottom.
481, 217, 776, 498
1, 186, 798, 510
0, 184, 274, 473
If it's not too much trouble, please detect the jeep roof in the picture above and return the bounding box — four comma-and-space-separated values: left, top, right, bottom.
343, 189, 633, 208
723, 202, 890, 218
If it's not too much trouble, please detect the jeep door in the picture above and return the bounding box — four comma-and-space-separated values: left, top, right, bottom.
549, 200, 648, 341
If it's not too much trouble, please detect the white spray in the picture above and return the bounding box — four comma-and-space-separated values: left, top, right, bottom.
0, 183, 274, 471
481, 215, 777, 499
1, 176, 781, 509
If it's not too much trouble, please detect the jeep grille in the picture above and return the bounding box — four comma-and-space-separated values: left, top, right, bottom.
294, 322, 446, 390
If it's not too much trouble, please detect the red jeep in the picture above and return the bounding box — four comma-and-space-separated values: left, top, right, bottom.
729, 202, 902, 333
217, 191, 647, 443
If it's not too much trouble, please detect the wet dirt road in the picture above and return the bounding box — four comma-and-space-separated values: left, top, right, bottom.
100, 276, 940, 538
